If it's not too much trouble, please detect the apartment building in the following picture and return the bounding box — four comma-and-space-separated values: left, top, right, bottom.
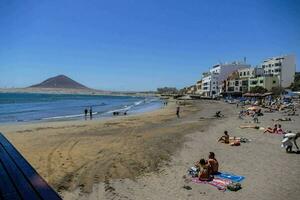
261, 55, 296, 88
248, 76, 279, 91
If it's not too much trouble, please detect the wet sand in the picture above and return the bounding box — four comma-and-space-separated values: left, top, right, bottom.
1, 100, 299, 200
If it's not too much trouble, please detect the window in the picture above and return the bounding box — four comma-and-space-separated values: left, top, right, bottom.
273, 80, 276, 84
228, 87, 234, 92
272, 70, 274, 72
260, 80, 263, 84
235, 81, 239, 86
240, 72, 242, 76
243, 72, 246, 76
247, 71, 250, 75
275, 63, 281, 66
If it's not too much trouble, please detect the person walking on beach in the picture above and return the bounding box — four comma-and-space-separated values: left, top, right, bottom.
89, 107, 93, 120
84, 108, 88, 120
176, 106, 180, 118
253, 112, 259, 123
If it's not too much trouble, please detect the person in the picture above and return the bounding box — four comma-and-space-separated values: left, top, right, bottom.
264, 124, 277, 134
276, 124, 285, 134
84, 108, 88, 120
218, 131, 230, 144
89, 107, 93, 120
273, 117, 292, 122
208, 152, 219, 174
215, 111, 223, 118
238, 110, 244, 120
282, 132, 300, 153
176, 106, 180, 118
253, 112, 259, 123
198, 159, 213, 181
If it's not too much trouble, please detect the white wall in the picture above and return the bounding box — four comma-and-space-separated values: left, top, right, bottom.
281, 55, 296, 88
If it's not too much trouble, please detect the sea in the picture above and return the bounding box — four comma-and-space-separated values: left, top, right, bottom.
0, 93, 162, 124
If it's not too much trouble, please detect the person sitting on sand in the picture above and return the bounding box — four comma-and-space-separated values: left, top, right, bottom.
218, 131, 230, 144
276, 124, 285, 134
264, 124, 278, 134
208, 152, 219, 174
215, 111, 223, 118
198, 159, 213, 181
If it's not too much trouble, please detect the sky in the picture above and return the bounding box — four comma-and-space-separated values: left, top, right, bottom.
0, 0, 299, 91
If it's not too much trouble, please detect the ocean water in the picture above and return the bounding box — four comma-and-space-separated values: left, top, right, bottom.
0, 93, 162, 124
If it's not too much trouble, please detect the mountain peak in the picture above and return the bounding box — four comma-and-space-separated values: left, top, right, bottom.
30, 75, 89, 89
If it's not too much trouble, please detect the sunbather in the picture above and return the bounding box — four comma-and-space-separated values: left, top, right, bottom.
198, 159, 213, 181
239, 125, 260, 129
264, 124, 278, 133
208, 152, 219, 174
276, 124, 285, 134
272, 118, 292, 122
218, 131, 230, 144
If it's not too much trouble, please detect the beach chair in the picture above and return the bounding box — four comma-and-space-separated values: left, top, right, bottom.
0, 132, 62, 200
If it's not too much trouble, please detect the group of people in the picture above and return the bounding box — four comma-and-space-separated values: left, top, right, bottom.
84, 107, 93, 120
194, 152, 219, 181
264, 124, 285, 134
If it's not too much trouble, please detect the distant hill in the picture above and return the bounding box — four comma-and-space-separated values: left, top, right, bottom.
30, 75, 89, 89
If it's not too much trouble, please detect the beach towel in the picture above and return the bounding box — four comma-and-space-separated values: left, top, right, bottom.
214, 172, 245, 182
191, 177, 232, 191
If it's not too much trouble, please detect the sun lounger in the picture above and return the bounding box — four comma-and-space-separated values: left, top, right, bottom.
0, 132, 62, 200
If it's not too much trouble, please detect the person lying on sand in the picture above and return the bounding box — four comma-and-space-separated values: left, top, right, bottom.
264, 124, 278, 133
218, 131, 230, 144
272, 118, 292, 122
208, 152, 219, 174
198, 159, 213, 181
239, 125, 260, 129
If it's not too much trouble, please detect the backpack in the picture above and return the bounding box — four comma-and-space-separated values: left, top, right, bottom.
227, 182, 242, 191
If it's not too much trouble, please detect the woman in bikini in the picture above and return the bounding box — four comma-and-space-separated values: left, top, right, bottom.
264, 124, 277, 134
198, 159, 213, 181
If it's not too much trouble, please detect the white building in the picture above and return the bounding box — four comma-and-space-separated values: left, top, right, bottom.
261, 55, 296, 88
201, 61, 251, 97
238, 67, 264, 79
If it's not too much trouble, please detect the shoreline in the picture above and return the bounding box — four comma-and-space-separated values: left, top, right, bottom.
0, 92, 163, 125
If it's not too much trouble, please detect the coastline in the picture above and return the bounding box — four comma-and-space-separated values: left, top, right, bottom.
0, 100, 299, 200
0, 92, 162, 124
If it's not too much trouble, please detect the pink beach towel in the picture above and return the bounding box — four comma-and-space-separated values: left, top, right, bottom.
191, 177, 232, 191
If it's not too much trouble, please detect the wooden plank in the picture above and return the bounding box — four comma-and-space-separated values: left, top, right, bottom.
0, 133, 62, 200
0, 144, 41, 200
0, 160, 21, 200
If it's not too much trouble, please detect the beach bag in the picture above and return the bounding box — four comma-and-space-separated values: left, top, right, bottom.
227, 182, 242, 191
188, 167, 199, 177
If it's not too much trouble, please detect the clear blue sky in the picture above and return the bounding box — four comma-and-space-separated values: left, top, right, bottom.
0, 0, 299, 91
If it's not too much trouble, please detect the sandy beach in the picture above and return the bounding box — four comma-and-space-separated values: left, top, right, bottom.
0, 100, 299, 200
